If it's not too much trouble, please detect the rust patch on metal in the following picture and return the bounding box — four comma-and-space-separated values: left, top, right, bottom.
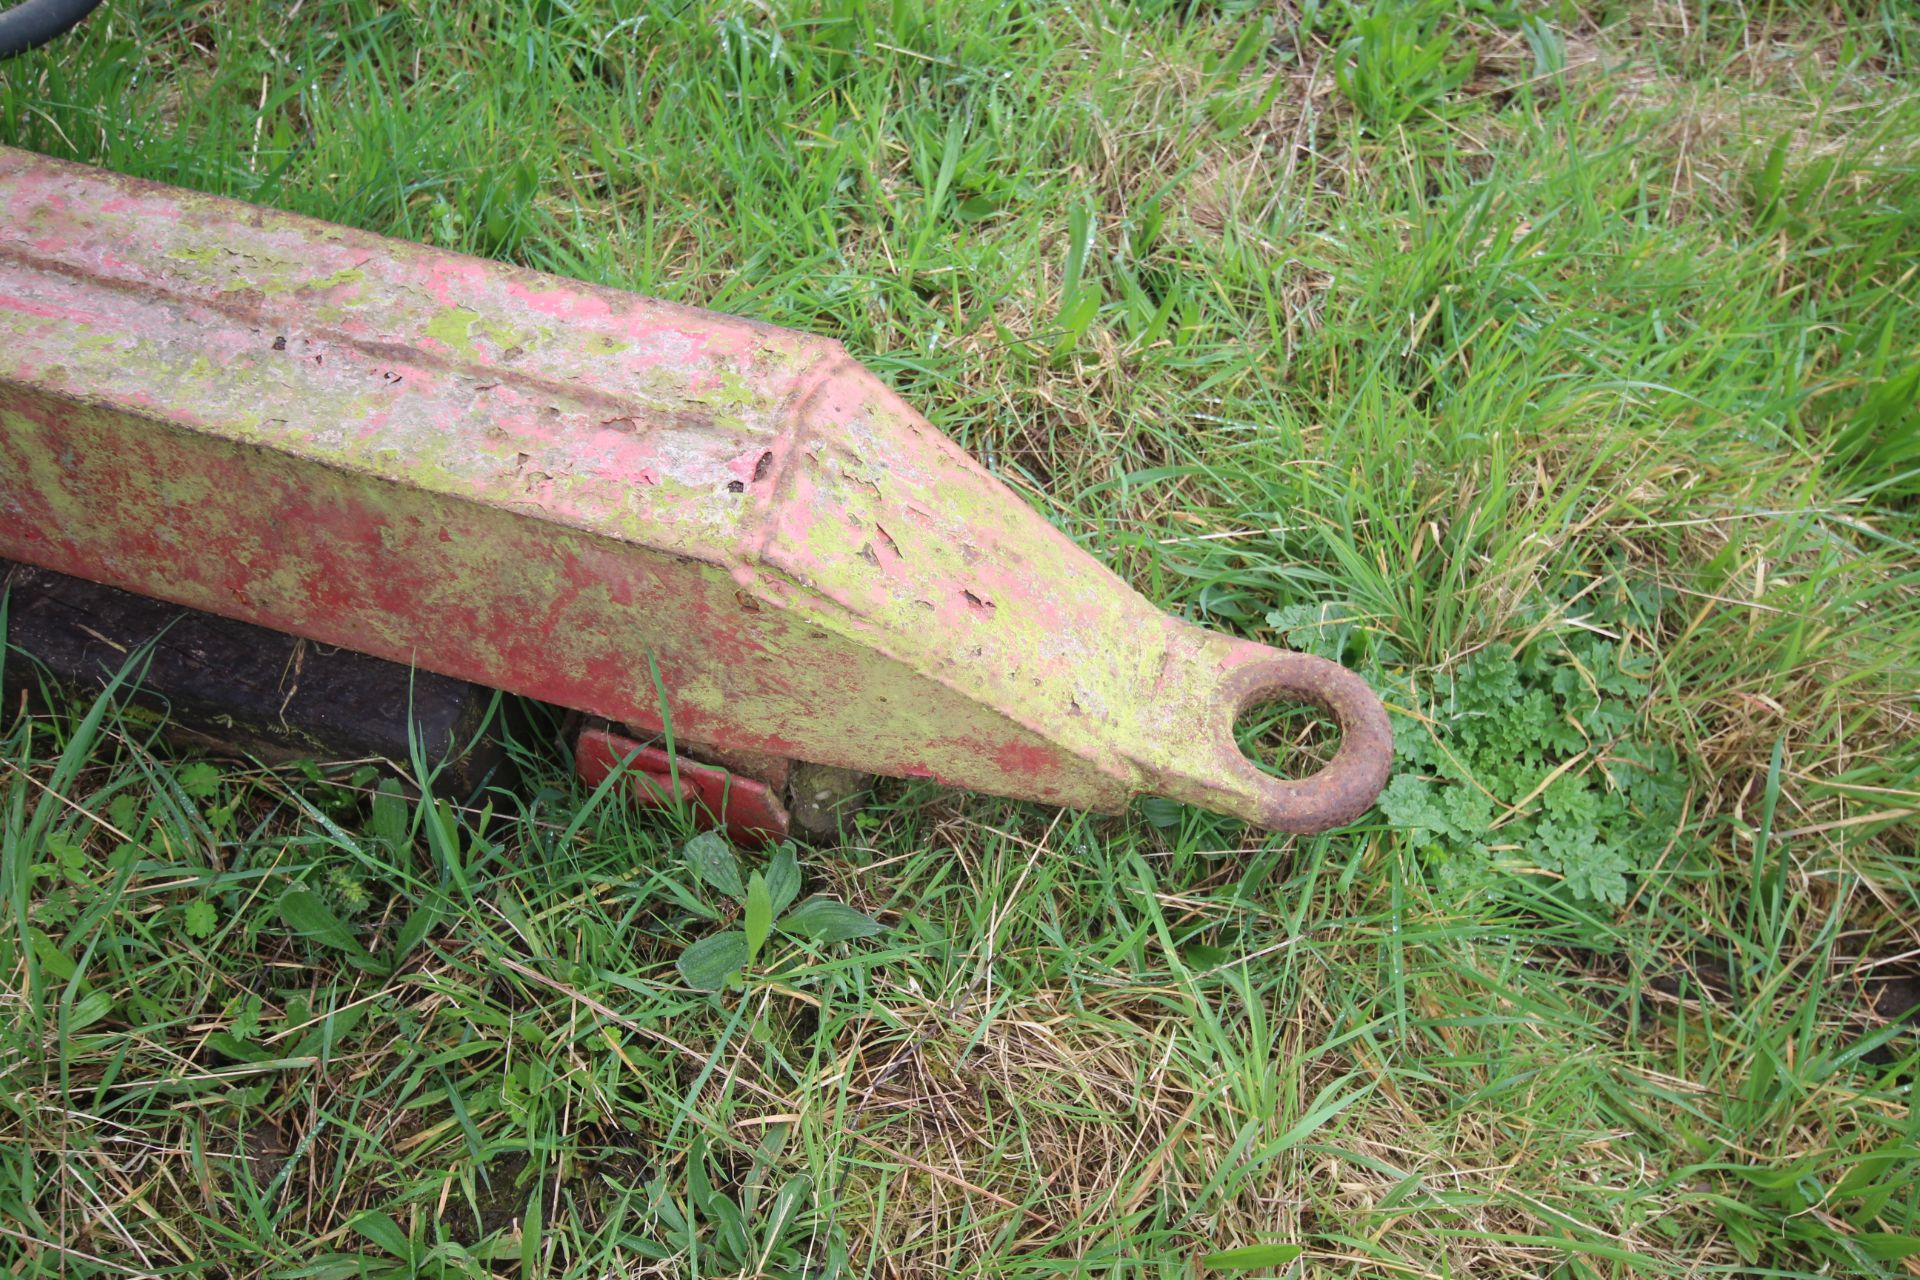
1215, 648, 1394, 834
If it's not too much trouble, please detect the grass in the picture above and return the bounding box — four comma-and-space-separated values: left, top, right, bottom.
3, 0, 1919, 1275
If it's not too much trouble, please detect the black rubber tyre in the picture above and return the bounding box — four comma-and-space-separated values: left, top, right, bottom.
0, 0, 104, 58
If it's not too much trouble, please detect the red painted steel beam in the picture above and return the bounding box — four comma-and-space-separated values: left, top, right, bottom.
0, 148, 1390, 832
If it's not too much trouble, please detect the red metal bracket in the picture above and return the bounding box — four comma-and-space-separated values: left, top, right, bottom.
574, 725, 791, 847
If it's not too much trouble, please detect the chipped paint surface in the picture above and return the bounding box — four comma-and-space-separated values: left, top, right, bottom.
0, 148, 1389, 831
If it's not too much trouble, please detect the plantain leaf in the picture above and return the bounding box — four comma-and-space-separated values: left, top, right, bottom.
681, 831, 744, 899
1201, 1243, 1303, 1270
764, 843, 801, 918
280, 889, 366, 957
744, 871, 772, 964
780, 897, 883, 944
677, 931, 749, 991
